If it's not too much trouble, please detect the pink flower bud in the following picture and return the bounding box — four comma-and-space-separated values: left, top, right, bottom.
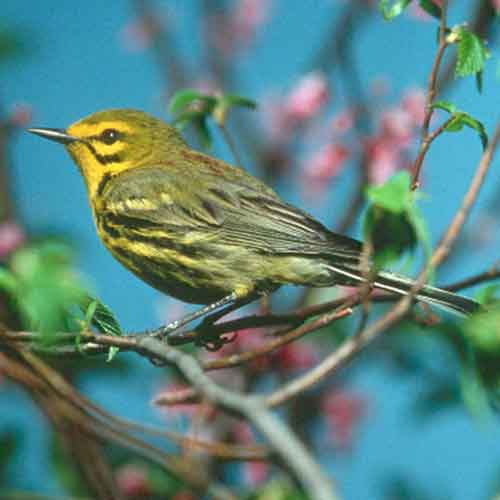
365, 138, 402, 186
401, 87, 426, 126
274, 342, 319, 372
321, 391, 366, 450
243, 461, 269, 486
380, 107, 413, 145
331, 108, 356, 135
231, 421, 254, 444
303, 144, 350, 183
209, 0, 271, 57
119, 15, 158, 52
232, 0, 271, 43
284, 72, 329, 122
0, 222, 25, 259
8, 103, 32, 127
115, 464, 151, 498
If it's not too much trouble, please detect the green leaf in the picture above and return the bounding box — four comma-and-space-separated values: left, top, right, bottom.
247, 477, 309, 500
462, 305, 500, 353
78, 295, 122, 337
213, 94, 257, 126
455, 113, 488, 149
8, 241, 85, 338
173, 110, 213, 150
454, 27, 490, 79
431, 100, 457, 114
474, 284, 500, 305
418, 0, 441, 19
378, 0, 412, 20
77, 294, 122, 362
458, 345, 492, 421
0, 268, 18, 295
444, 115, 465, 132
365, 171, 412, 213
168, 89, 216, 115
106, 346, 120, 362
363, 207, 418, 268
475, 70, 483, 94
221, 94, 257, 110
431, 103, 488, 150
364, 172, 431, 269
447, 112, 488, 149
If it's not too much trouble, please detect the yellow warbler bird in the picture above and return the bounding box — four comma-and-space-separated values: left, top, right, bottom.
28, 109, 478, 338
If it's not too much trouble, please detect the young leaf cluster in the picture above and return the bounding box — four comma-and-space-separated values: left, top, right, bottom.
169, 89, 256, 149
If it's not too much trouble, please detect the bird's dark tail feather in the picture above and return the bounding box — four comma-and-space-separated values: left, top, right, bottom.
326, 265, 480, 316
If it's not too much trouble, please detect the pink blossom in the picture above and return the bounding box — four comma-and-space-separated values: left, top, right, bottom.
0, 222, 25, 259
302, 143, 350, 183
8, 103, 32, 127
261, 97, 294, 144
243, 461, 269, 486
119, 15, 158, 52
284, 72, 329, 123
321, 391, 367, 450
209, 0, 271, 57
115, 464, 151, 498
231, 421, 254, 444
401, 88, 426, 127
231, 0, 271, 43
274, 342, 319, 372
364, 137, 402, 185
380, 107, 414, 146
491, 0, 500, 10
331, 108, 356, 135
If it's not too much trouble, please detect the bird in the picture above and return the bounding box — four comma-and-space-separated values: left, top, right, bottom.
28, 109, 479, 340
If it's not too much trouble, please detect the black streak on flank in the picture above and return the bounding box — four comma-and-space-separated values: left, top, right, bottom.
105, 212, 164, 229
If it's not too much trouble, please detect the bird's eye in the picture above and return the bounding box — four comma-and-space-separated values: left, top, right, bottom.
100, 128, 119, 145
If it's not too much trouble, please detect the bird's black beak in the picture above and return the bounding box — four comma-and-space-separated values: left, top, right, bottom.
27, 127, 79, 145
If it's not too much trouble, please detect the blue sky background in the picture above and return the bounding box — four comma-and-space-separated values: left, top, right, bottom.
2, 1, 500, 498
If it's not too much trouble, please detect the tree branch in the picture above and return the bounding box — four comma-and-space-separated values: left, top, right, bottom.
411, 0, 449, 190
266, 114, 500, 408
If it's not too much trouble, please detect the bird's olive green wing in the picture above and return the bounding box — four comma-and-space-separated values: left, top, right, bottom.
99, 164, 362, 262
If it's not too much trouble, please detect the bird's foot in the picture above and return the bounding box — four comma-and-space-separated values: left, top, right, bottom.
194, 322, 238, 351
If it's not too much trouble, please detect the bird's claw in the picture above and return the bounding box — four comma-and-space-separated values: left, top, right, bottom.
195, 326, 238, 351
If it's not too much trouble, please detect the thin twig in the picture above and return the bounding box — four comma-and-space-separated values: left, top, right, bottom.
443, 261, 500, 292
218, 123, 243, 168
411, 0, 449, 190
266, 115, 500, 408
202, 306, 353, 371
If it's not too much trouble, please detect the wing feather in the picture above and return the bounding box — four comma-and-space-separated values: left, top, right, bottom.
98, 164, 363, 264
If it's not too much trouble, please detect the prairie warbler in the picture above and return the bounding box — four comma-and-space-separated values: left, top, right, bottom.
28, 109, 479, 339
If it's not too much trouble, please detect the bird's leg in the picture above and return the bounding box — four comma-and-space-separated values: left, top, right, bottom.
193, 293, 259, 350
155, 292, 239, 339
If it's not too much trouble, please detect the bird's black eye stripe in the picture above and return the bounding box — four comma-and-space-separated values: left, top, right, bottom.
99, 128, 121, 145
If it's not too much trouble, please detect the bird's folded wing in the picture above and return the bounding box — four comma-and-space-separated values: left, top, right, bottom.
100, 165, 362, 263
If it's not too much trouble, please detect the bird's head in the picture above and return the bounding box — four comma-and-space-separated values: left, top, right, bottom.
28, 109, 187, 197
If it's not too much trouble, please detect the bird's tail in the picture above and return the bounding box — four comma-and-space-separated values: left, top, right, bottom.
325, 264, 480, 316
